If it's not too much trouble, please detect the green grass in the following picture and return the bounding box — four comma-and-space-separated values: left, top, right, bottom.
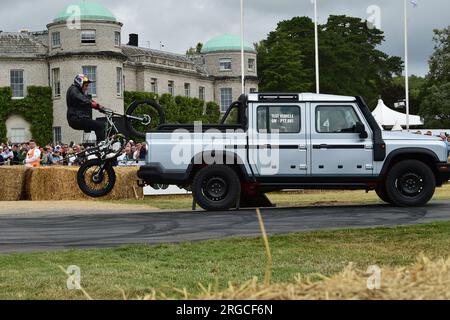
1, 221, 450, 299
112, 184, 450, 210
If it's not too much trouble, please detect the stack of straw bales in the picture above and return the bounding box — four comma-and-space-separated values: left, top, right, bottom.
0, 167, 29, 201
0, 166, 143, 201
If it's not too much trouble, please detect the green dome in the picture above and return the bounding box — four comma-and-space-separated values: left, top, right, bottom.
53, 1, 117, 23
201, 34, 255, 54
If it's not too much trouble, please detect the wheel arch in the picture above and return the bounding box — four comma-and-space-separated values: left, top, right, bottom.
186, 150, 250, 183
380, 148, 441, 184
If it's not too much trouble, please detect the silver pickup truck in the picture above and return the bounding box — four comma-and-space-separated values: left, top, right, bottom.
138, 93, 450, 211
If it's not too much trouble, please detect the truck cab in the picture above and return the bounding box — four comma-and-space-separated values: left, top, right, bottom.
138, 93, 450, 211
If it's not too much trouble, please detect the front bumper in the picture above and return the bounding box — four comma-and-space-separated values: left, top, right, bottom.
436, 162, 450, 184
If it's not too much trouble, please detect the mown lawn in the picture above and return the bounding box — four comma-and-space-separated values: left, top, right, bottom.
112, 184, 450, 210
1, 221, 450, 299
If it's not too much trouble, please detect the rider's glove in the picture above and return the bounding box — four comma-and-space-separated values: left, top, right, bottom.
91, 101, 101, 110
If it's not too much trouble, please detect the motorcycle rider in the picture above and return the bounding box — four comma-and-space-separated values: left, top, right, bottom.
67, 74, 106, 144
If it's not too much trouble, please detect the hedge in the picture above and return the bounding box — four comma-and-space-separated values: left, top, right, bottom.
0, 86, 53, 146
124, 92, 221, 125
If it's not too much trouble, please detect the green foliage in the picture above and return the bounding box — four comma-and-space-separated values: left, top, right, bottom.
380, 75, 426, 115
420, 26, 450, 128
420, 83, 450, 128
124, 91, 221, 125
0, 86, 53, 146
257, 15, 403, 108
186, 42, 204, 56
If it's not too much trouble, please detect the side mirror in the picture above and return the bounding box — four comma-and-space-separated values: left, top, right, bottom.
355, 122, 368, 139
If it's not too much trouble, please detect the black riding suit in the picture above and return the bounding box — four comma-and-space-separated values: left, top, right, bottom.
66, 84, 105, 143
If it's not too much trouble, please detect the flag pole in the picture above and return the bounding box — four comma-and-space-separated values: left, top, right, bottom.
314, 0, 320, 94
404, 0, 410, 131
240, 0, 245, 95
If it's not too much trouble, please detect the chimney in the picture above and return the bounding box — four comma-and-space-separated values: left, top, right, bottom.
128, 33, 139, 47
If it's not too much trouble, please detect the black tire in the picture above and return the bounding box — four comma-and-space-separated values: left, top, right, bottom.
375, 185, 393, 204
77, 159, 116, 198
192, 165, 241, 211
385, 160, 436, 207
125, 99, 165, 139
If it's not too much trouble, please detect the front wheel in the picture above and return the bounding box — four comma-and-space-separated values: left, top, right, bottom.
125, 99, 165, 139
77, 159, 116, 198
375, 185, 393, 204
192, 165, 241, 211
384, 160, 436, 207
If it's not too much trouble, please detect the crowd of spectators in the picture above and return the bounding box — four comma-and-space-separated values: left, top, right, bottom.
0, 140, 147, 166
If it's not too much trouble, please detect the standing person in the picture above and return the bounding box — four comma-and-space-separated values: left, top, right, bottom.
0, 146, 4, 166
66, 74, 106, 144
12, 144, 21, 165
447, 136, 450, 157
24, 140, 41, 168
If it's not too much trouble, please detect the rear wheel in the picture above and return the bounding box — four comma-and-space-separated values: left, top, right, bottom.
192, 165, 241, 211
385, 160, 435, 207
77, 159, 116, 198
125, 99, 165, 139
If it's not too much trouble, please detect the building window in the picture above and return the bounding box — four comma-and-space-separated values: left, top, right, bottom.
52, 68, 61, 97
114, 31, 121, 46
51, 32, 61, 48
10, 69, 24, 98
199, 86, 205, 100
250, 88, 257, 93
10, 128, 25, 144
168, 80, 174, 95
184, 83, 191, 97
82, 66, 97, 95
53, 127, 62, 145
81, 30, 96, 44
248, 58, 255, 71
151, 78, 158, 93
220, 88, 233, 112
219, 58, 232, 71
116, 67, 123, 96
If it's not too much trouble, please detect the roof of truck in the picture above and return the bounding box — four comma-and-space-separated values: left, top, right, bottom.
247, 93, 356, 102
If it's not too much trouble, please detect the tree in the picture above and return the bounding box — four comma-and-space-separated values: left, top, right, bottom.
186, 42, 203, 56
257, 15, 403, 108
420, 26, 450, 128
420, 83, 450, 128
380, 75, 426, 115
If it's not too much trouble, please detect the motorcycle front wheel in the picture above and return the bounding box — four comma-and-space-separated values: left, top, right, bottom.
77, 159, 116, 198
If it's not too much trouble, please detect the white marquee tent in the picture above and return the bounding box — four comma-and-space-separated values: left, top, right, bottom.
372, 99, 423, 128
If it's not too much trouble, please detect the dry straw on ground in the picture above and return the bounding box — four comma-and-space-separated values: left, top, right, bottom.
0, 166, 142, 201
0, 167, 28, 201
142, 255, 450, 300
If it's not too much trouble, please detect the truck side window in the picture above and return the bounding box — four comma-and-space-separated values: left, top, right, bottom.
257, 106, 300, 133
316, 105, 361, 133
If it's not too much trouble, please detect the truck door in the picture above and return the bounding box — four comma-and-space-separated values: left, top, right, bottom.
249, 103, 307, 176
310, 103, 373, 176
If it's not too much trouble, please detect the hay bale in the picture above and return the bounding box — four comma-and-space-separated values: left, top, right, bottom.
0, 167, 29, 201
27, 166, 143, 201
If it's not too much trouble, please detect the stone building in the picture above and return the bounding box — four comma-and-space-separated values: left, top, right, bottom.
0, 1, 258, 144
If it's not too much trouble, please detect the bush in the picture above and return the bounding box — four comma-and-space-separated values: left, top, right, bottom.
124, 91, 221, 124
